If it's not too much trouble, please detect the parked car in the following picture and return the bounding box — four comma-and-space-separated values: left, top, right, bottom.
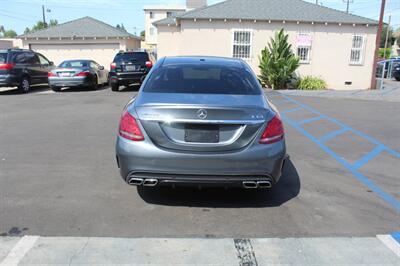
115, 56, 287, 189
376, 59, 400, 80
392, 61, 400, 81
109, 51, 154, 91
0, 48, 53, 93
48, 59, 108, 91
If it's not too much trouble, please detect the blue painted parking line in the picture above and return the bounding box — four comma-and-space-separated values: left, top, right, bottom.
319, 128, 349, 143
280, 106, 303, 114
351, 145, 386, 170
295, 116, 323, 126
277, 94, 400, 212
392, 232, 400, 244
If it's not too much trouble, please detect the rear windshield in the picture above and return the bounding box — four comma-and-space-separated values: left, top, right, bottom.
114, 53, 148, 63
0, 53, 7, 64
143, 64, 262, 95
59, 60, 89, 68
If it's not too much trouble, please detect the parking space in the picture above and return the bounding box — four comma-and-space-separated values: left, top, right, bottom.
0, 88, 399, 242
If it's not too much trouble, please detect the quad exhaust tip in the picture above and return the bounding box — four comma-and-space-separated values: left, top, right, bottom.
127, 176, 159, 187
243, 180, 272, 189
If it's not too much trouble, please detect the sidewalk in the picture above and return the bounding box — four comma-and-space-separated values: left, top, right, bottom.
277, 80, 400, 102
1, 235, 399, 265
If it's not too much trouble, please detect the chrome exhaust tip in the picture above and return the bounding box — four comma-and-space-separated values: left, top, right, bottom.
127, 177, 144, 186
257, 180, 272, 189
242, 181, 258, 189
143, 179, 158, 187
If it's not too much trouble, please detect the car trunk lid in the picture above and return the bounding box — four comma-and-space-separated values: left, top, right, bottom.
134, 93, 273, 152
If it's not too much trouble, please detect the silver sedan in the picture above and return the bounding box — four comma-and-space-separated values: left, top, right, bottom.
116, 56, 287, 189
48, 59, 108, 91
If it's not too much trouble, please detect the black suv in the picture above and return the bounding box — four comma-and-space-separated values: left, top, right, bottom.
0, 49, 54, 93
109, 51, 154, 91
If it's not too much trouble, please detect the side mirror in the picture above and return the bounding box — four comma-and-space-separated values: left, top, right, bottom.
99, 66, 105, 70
49, 61, 54, 66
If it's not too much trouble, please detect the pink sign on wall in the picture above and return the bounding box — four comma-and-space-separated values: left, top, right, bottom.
297, 34, 312, 46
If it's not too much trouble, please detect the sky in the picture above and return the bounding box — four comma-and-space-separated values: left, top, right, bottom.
0, 0, 399, 35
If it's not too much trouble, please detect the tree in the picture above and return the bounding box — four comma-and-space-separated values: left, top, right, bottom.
24, 27, 31, 34
116, 24, 121, 29
380, 25, 395, 48
3, 30, 17, 38
48, 19, 58, 27
120, 23, 126, 32
0, 25, 17, 38
258, 29, 299, 90
140, 30, 145, 38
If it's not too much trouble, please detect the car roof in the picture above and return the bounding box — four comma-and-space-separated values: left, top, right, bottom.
162, 56, 244, 67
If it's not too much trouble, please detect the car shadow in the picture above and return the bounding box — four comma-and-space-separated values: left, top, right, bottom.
56, 84, 109, 93
137, 158, 300, 208
118, 84, 141, 92
0, 85, 50, 95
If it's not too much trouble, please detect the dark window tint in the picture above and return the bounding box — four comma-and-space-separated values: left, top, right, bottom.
59, 60, 89, 68
0, 53, 7, 63
143, 64, 261, 95
24, 53, 40, 64
12, 52, 26, 63
114, 53, 149, 63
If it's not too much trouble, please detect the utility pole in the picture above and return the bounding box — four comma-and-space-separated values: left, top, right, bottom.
343, 0, 353, 13
370, 0, 386, 90
42, 5, 47, 28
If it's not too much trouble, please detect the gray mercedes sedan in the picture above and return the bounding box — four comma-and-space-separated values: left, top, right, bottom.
116, 56, 287, 189
48, 59, 108, 91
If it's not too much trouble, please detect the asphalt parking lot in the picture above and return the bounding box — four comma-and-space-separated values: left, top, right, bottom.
0, 85, 399, 240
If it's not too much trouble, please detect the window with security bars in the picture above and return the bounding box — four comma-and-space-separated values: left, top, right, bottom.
298, 46, 310, 63
232, 30, 252, 59
350, 35, 364, 65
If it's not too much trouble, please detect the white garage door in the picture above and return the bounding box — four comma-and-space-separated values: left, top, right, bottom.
30, 43, 120, 70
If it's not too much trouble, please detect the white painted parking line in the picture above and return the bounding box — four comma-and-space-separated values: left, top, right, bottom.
378, 235, 400, 258
0, 236, 399, 265
0, 235, 39, 266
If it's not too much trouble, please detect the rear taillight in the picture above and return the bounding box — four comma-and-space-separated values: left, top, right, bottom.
259, 115, 284, 144
48, 71, 56, 77
75, 71, 90, 76
110, 62, 116, 70
0, 63, 15, 70
145, 61, 153, 68
119, 110, 144, 141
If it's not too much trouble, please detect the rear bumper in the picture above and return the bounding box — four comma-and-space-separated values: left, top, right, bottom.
48, 76, 92, 87
109, 72, 147, 84
116, 135, 287, 186
0, 74, 19, 87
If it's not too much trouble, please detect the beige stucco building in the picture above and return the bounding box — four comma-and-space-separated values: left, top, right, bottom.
155, 0, 379, 90
19, 17, 141, 70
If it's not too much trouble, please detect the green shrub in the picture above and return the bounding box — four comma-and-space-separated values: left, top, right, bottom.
379, 48, 392, 59
297, 76, 327, 90
258, 29, 299, 90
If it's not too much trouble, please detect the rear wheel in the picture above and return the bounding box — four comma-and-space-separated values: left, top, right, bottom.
90, 75, 98, 90
111, 82, 119, 91
18, 76, 30, 93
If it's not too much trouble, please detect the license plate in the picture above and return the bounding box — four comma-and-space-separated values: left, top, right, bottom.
59, 72, 71, 77
125, 65, 138, 71
184, 124, 219, 143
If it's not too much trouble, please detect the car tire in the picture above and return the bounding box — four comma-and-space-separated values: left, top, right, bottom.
51, 86, 61, 92
91, 75, 98, 90
18, 76, 30, 93
395, 77, 400, 81
111, 82, 119, 92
